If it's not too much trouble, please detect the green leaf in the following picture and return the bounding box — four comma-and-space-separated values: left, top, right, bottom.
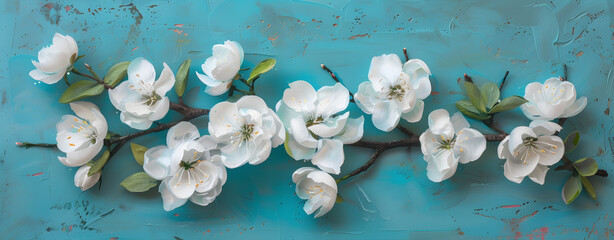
247, 59, 276, 84
479, 82, 500, 110
489, 95, 528, 113
336, 194, 344, 203
564, 131, 580, 153
175, 59, 191, 97
456, 100, 490, 120
120, 172, 158, 192
130, 143, 148, 166
283, 132, 294, 158
464, 80, 486, 113
573, 158, 598, 176
580, 176, 597, 200
59, 80, 105, 103
87, 150, 110, 176
562, 174, 582, 204
103, 61, 130, 87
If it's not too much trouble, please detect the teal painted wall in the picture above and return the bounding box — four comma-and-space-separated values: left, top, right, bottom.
1, 0, 613, 239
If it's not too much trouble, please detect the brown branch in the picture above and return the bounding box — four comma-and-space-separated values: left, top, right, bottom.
340, 133, 509, 183
499, 71, 510, 90
71, 67, 113, 90
403, 48, 409, 62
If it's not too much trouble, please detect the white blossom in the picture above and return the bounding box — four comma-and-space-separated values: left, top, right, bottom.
520, 77, 587, 120
196, 41, 244, 96
276, 81, 364, 174
56, 101, 108, 167
419, 109, 486, 182
208, 95, 285, 168
29, 33, 79, 84
143, 122, 227, 211
498, 120, 564, 184
292, 167, 337, 218
74, 165, 100, 191
109, 58, 175, 130
355, 54, 431, 131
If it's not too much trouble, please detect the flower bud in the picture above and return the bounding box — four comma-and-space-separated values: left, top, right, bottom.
74, 165, 101, 191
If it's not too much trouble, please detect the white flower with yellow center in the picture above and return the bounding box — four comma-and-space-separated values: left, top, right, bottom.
498, 120, 564, 184
520, 77, 587, 120
109, 57, 175, 130
196, 40, 244, 96
208, 95, 285, 168
355, 54, 431, 132
56, 101, 108, 167
292, 167, 338, 218
419, 109, 486, 182
276, 81, 364, 174
143, 121, 227, 211
29, 33, 79, 84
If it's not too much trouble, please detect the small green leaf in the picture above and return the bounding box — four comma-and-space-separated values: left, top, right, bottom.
464, 80, 486, 113
175, 59, 191, 97
456, 100, 490, 120
247, 59, 276, 84
580, 176, 597, 200
59, 80, 105, 103
562, 174, 582, 204
120, 172, 158, 192
564, 131, 580, 153
88, 150, 110, 176
479, 82, 500, 110
103, 61, 130, 87
489, 95, 528, 113
336, 194, 344, 203
573, 158, 598, 176
130, 143, 148, 166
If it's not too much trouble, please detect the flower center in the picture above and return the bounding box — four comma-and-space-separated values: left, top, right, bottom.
143, 92, 161, 106
239, 124, 255, 141
179, 160, 199, 170
387, 84, 406, 101
67, 118, 97, 147
306, 185, 324, 198
513, 137, 559, 164
305, 116, 324, 127
434, 135, 456, 150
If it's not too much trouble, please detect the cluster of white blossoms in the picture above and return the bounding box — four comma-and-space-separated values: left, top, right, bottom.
32, 34, 589, 217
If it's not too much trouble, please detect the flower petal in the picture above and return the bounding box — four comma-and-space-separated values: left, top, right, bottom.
534, 136, 564, 166
372, 100, 401, 132
454, 128, 486, 164
120, 112, 153, 130
529, 120, 562, 136
148, 97, 170, 121
168, 169, 197, 199
128, 57, 156, 84
508, 126, 536, 153
292, 167, 318, 183
402, 59, 431, 99
290, 117, 318, 148
166, 121, 201, 149
285, 134, 316, 160
560, 96, 587, 118
400, 99, 424, 123
368, 54, 403, 91
315, 83, 349, 118
283, 81, 317, 112
153, 63, 176, 96
450, 111, 470, 132
208, 101, 241, 141
308, 112, 349, 138
143, 145, 172, 180
311, 139, 344, 174
354, 81, 379, 114
159, 180, 189, 211
427, 109, 454, 139
503, 160, 525, 184
29, 69, 65, 84
426, 150, 458, 182
334, 116, 364, 144
528, 164, 549, 185
74, 165, 100, 191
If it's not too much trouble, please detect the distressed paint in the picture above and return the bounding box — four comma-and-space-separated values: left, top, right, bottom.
1, 0, 613, 239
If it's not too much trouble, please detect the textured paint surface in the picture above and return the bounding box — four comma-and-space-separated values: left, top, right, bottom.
1, 0, 613, 239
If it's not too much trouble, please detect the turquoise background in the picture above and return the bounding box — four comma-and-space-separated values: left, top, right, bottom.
1, 0, 613, 239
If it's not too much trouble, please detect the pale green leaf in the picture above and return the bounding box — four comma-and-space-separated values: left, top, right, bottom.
58, 80, 105, 103
88, 150, 110, 176
489, 95, 528, 113
130, 143, 148, 166
564, 131, 580, 153
103, 62, 130, 87
464, 80, 486, 113
480, 82, 500, 110
580, 176, 597, 200
175, 59, 191, 97
336, 194, 344, 203
120, 172, 158, 192
562, 174, 582, 204
456, 100, 490, 120
573, 158, 598, 176
247, 59, 276, 84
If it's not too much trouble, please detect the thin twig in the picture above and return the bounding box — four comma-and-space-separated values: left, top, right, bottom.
499, 71, 509, 90
321, 64, 355, 102
16, 142, 56, 149
396, 125, 415, 137
403, 48, 409, 62
71, 68, 113, 89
